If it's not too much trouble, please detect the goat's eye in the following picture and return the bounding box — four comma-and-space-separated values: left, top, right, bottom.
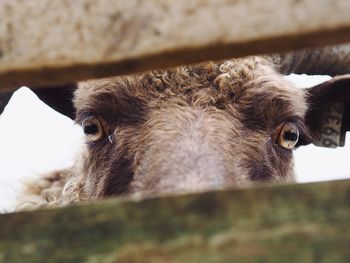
82, 116, 104, 142
277, 122, 299, 149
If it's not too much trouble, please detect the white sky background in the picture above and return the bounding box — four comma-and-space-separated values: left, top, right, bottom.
0, 74, 349, 212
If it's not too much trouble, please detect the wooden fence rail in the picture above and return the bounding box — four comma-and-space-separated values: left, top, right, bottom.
1, 0, 350, 89
0, 179, 349, 262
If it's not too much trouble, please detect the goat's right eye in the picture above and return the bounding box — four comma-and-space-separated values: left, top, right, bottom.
277, 122, 299, 149
82, 116, 104, 142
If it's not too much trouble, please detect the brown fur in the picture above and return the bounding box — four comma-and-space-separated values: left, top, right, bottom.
19, 57, 311, 209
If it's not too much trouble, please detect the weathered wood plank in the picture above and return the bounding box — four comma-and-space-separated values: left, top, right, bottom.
1, 0, 350, 90
0, 179, 349, 262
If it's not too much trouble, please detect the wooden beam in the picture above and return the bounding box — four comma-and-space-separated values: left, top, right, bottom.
1, 0, 350, 90
0, 179, 349, 262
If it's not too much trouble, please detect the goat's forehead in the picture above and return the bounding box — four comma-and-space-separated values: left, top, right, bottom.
75, 60, 307, 120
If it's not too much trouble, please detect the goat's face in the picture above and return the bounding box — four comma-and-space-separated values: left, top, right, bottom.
73, 58, 311, 199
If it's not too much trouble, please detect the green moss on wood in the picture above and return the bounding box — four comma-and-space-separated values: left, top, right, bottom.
0, 180, 349, 262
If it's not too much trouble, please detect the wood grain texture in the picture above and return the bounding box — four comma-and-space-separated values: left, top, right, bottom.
1, 0, 350, 90
0, 179, 349, 262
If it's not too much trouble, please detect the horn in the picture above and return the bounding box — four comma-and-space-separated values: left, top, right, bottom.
267, 43, 350, 76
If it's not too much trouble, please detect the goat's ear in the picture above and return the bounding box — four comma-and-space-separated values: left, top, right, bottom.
302, 74, 350, 148
30, 83, 77, 120
0, 91, 14, 115
1, 83, 77, 119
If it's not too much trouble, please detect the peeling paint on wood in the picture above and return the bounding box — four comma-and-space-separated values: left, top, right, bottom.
1, 0, 350, 89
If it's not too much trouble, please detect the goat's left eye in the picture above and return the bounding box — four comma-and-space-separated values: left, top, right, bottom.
278, 122, 299, 149
82, 116, 104, 142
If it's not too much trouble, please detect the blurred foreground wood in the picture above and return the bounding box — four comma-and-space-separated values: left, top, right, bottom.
0, 179, 349, 262
1, 0, 350, 89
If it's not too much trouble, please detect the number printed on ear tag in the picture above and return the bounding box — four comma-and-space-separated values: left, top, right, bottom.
314, 102, 344, 148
